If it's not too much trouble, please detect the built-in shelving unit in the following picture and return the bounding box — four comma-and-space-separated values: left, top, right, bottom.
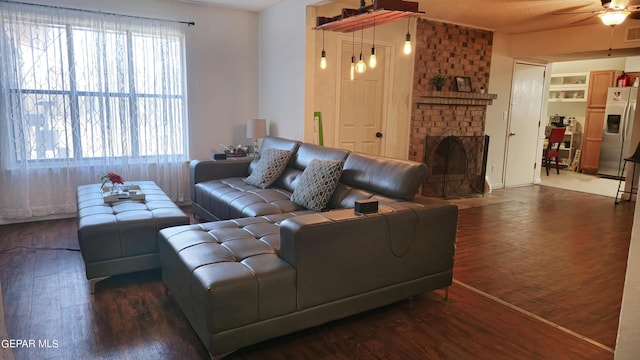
548, 73, 589, 102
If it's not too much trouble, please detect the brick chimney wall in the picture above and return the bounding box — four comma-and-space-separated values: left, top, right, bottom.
409, 20, 494, 163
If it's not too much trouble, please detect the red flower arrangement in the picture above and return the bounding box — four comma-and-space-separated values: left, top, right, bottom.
100, 171, 124, 189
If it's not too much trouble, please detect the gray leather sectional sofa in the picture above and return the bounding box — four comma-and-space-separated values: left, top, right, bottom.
159, 136, 458, 357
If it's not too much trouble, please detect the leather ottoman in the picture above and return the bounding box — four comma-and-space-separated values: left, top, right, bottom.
77, 181, 189, 293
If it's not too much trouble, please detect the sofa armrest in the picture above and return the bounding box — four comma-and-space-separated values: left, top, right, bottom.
279, 201, 458, 310
190, 158, 254, 200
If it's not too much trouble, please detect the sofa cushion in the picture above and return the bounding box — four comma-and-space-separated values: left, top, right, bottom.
274, 143, 349, 193
245, 148, 293, 189
194, 178, 308, 220
290, 159, 344, 211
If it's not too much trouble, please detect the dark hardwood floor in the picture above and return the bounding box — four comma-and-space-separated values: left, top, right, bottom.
0, 185, 633, 359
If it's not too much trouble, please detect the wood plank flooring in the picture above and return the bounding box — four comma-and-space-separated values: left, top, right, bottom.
453, 185, 633, 350
0, 185, 633, 359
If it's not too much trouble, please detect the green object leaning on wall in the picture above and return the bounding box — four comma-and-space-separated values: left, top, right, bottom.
314, 111, 324, 146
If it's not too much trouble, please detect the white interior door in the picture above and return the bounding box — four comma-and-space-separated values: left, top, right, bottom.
337, 41, 385, 155
504, 62, 546, 186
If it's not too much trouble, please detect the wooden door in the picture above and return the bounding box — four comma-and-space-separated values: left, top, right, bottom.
580, 107, 606, 174
338, 41, 386, 155
504, 62, 546, 187
587, 70, 618, 108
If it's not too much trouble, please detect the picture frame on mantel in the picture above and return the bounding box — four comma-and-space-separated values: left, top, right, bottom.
455, 76, 472, 92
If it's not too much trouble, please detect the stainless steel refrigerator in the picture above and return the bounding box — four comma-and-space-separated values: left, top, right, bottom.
598, 87, 638, 179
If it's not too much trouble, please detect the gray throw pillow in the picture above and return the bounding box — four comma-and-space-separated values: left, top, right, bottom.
244, 148, 292, 189
291, 159, 344, 211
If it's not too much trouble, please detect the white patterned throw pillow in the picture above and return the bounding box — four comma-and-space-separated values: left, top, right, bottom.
291, 159, 344, 211
244, 148, 292, 189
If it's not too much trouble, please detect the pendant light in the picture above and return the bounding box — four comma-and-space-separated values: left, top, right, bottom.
403, 17, 412, 55
356, 24, 367, 74
320, 29, 327, 70
369, 19, 377, 69
350, 31, 355, 81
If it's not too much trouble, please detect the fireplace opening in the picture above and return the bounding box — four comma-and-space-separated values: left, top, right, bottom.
432, 136, 467, 176
423, 135, 489, 199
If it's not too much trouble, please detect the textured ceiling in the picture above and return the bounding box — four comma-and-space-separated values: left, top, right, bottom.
184, 0, 640, 34
178, 0, 286, 12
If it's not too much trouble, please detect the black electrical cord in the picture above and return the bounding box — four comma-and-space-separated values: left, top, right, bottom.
0, 245, 80, 254
385, 206, 420, 258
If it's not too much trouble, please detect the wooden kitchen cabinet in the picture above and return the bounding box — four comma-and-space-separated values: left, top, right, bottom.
580, 107, 606, 174
586, 70, 620, 108
579, 70, 620, 173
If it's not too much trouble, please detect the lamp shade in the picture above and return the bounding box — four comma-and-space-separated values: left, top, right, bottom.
599, 10, 630, 26
247, 118, 267, 139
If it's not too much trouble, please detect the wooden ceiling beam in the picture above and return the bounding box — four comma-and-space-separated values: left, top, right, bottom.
314, 0, 424, 33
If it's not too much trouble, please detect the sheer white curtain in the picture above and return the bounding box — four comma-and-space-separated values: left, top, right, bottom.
0, 2, 189, 221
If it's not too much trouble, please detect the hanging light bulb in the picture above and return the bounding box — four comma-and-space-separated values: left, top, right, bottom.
356, 25, 367, 74
369, 48, 377, 69
369, 19, 377, 69
403, 17, 412, 55
320, 49, 327, 70
356, 55, 367, 73
320, 29, 327, 70
350, 31, 355, 81
350, 55, 356, 81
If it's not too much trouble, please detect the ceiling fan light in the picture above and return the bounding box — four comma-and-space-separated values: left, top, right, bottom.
598, 10, 630, 26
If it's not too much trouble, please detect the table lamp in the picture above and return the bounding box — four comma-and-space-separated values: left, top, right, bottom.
247, 118, 267, 157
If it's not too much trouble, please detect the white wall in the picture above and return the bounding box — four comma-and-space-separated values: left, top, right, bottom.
551, 58, 627, 73
627, 56, 640, 72
484, 33, 513, 189
616, 199, 640, 360
258, 0, 310, 141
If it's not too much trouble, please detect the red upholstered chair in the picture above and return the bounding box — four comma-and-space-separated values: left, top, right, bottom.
542, 127, 566, 176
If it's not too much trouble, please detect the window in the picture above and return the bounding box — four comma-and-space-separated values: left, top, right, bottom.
3, 9, 187, 164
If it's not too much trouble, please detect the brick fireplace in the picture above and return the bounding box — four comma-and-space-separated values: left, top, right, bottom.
409, 20, 496, 198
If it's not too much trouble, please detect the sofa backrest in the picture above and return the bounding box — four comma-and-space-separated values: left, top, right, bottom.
259, 136, 301, 154
251, 136, 426, 209
328, 152, 427, 208
274, 143, 349, 192
248, 136, 301, 174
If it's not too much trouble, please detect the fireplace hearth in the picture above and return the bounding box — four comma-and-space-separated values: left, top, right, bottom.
423, 135, 489, 199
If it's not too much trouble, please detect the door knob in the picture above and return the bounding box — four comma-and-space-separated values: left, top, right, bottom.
509, 132, 516, 136
375, 132, 383, 138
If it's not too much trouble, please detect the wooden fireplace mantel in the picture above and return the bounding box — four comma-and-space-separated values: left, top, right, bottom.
414, 91, 497, 106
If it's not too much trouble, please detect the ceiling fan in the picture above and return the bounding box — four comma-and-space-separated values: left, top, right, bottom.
554, 0, 640, 26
